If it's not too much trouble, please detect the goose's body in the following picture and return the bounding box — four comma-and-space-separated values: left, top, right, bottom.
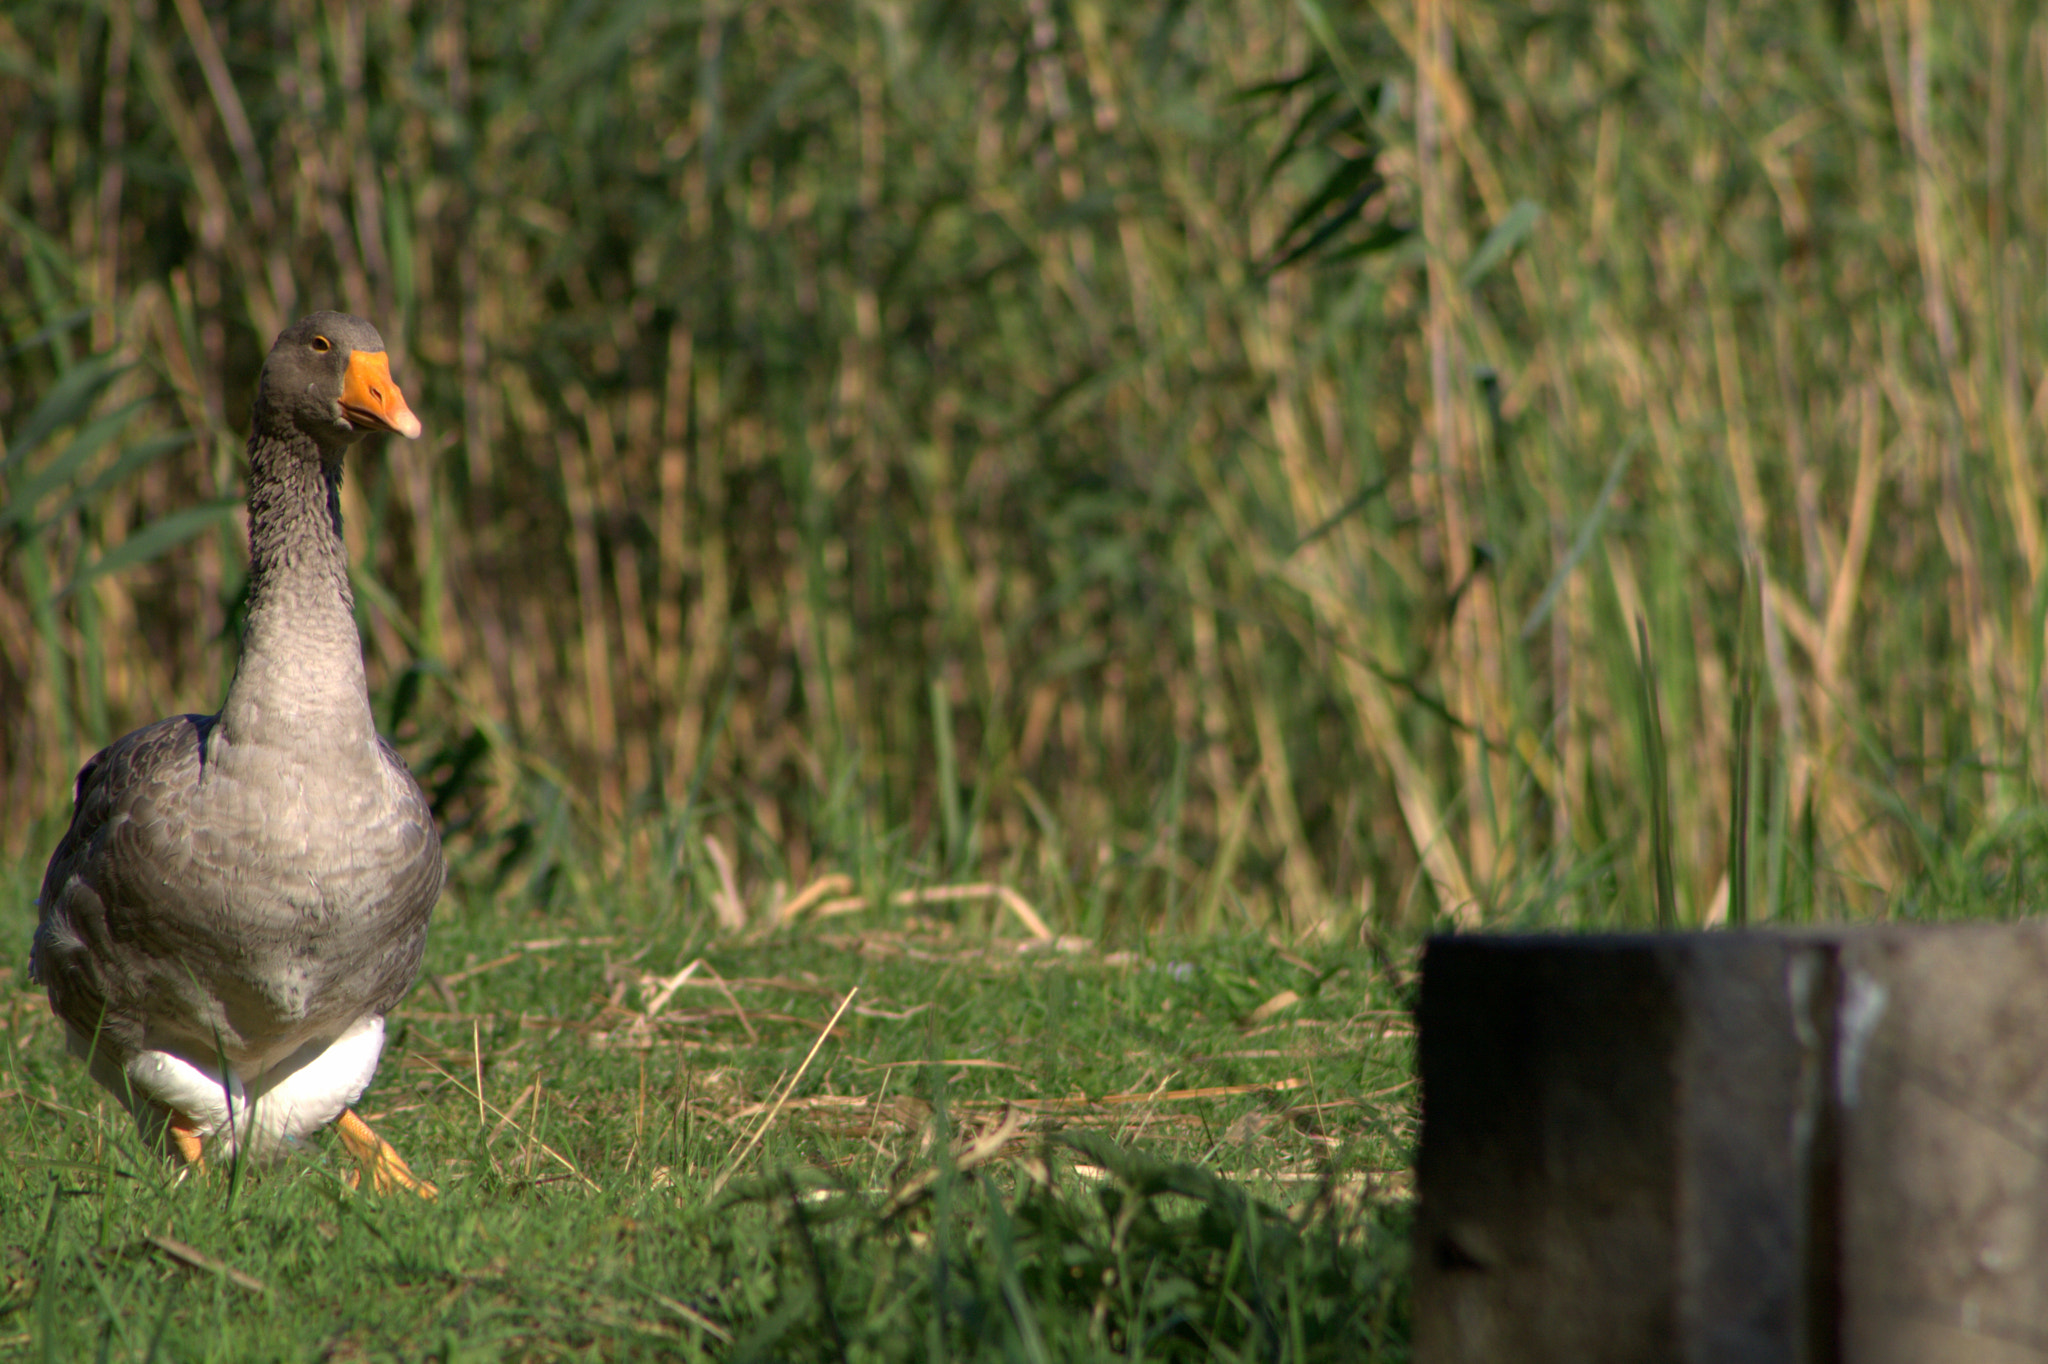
31, 312, 441, 1192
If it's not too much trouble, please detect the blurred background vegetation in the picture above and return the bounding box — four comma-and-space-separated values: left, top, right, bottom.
5, 0, 2046, 938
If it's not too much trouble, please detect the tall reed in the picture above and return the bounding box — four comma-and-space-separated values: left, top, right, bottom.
4, 1, 2044, 932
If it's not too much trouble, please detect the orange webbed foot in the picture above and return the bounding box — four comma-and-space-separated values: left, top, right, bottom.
167, 1112, 206, 1170
334, 1108, 438, 1200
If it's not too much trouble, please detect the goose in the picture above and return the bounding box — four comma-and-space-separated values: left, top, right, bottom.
31, 311, 442, 1197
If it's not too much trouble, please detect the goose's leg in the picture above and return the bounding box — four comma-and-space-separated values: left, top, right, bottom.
334, 1108, 437, 1199
168, 1112, 206, 1169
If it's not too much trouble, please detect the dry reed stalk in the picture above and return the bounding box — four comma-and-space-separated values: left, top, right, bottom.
15, 0, 2041, 929
293, 109, 368, 323
1987, 9, 2041, 590
1883, 0, 1999, 813
1550, 532, 1591, 857
506, 593, 548, 742
168, 0, 288, 334
590, 394, 655, 797
1244, 273, 1457, 921
1766, 308, 1829, 612
1808, 385, 1895, 894
1415, 0, 1506, 891
456, 247, 493, 502
1711, 303, 1766, 565
1247, 399, 1477, 926
1816, 389, 1885, 713
1236, 618, 1328, 933
1177, 545, 1240, 858
1341, 652, 1477, 925
1685, 599, 1734, 895
678, 364, 732, 799
94, 0, 134, 354
656, 321, 692, 790
559, 388, 620, 809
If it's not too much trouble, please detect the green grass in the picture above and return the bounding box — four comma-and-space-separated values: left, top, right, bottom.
0, 882, 1413, 1361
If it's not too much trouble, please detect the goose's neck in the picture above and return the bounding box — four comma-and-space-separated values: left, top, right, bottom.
216, 430, 376, 748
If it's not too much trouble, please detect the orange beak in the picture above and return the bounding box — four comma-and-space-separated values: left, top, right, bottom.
339, 350, 422, 439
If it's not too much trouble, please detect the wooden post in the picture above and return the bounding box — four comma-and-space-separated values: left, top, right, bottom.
1414, 927, 2048, 1363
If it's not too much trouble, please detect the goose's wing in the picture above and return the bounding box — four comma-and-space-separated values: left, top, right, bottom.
31, 714, 219, 1057
34, 722, 444, 1065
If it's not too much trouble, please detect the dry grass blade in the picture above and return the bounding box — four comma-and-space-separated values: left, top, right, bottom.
487, 1078, 541, 1147
642, 1288, 734, 1343
703, 835, 746, 931
773, 874, 854, 923
696, 962, 759, 1045
1107, 1078, 1304, 1104
881, 1105, 1030, 1218
852, 1002, 934, 1021
438, 951, 523, 987
708, 987, 858, 1198
411, 1057, 601, 1192
1113, 1070, 1179, 1144
144, 1232, 268, 1295
639, 958, 705, 1019
1012, 1078, 1308, 1111
861, 1058, 1026, 1074
811, 883, 1052, 941
1245, 989, 1301, 1025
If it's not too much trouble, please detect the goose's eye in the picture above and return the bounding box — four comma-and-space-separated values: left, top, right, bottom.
311, 336, 332, 353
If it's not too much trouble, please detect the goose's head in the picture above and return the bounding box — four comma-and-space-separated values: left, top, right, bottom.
256, 311, 422, 451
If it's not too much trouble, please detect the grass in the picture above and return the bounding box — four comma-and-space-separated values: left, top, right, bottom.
0, 885, 1413, 1361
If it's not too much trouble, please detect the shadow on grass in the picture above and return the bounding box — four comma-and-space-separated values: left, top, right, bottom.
709, 1130, 1410, 1363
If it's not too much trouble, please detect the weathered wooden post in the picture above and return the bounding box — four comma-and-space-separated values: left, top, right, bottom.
1413, 926, 2048, 1363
